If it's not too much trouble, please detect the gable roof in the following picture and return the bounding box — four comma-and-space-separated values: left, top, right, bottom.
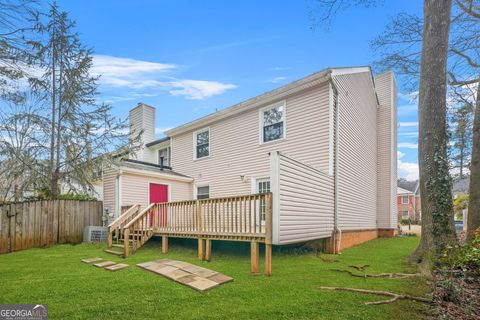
165, 66, 374, 137
397, 187, 413, 195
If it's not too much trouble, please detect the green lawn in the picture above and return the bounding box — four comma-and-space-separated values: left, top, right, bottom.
0, 236, 429, 319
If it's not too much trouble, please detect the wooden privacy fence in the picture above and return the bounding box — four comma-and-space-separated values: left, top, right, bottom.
0, 200, 103, 254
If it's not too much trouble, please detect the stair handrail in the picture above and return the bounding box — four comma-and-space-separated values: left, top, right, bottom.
108, 204, 141, 229
123, 203, 156, 230
122, 203, 156, 257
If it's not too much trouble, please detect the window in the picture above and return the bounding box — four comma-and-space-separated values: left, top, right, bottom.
261, 103, 285, 143
257, 178, 270, 221
402, 210, 409, 218
197, 186, 210, 199
194, 128, 209, 159
158, 147, 170, 167
401, 195, 409, 204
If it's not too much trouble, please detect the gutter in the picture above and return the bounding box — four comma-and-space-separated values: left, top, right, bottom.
327, 73, 342, 254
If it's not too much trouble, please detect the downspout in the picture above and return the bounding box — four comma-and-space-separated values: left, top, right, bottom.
328, 73, 342, 254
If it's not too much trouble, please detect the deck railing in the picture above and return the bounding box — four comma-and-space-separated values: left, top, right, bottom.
121, 193, 272, 257
154, 193, 271, 237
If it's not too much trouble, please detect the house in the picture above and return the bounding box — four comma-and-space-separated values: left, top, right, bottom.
103, 67, 398, 272
397, 186, 421, 222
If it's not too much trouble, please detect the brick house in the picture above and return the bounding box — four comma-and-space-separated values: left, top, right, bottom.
397, 186, 421, 222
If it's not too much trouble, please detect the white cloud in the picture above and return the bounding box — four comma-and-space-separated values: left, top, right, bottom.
92, 55, 237, 100
268, 76, 287, 83
397, 150, 418, 180
399, 121, 418, 127
398, 159, 419, 180
398, 142, 418, 149
168, 80, 237, 100
92, 55, 175, 77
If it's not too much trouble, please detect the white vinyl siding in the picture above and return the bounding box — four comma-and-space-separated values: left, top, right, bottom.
375, 71, 398, 229
332, 71, 379, 231
121, 172, 192, 212
171, 83, 331, 199
274, 152, 334, 244
102, 168, 117, 217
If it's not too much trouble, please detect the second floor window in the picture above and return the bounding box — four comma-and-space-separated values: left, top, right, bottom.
195, 128, 209, 159
262, 103, 285, 143
401, 195, 409, 204
158, 147, 170, 167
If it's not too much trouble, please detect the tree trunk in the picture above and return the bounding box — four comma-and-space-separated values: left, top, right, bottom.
410, 0, 456, 271
467, 80, 480, 240
50, 29, 57, 200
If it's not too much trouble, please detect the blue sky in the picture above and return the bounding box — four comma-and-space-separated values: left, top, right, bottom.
57, 0, 422, 180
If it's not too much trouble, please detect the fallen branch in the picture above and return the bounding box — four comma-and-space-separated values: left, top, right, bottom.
318, 286, 432, 305
349, 264, 370, 271
330, 269, 420, 279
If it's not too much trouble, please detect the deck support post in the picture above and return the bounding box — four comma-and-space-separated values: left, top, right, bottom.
265, 244, 272, 276
107, 227, 112, 248
123, 228, 130, 258
205, 239, 212, 261
198, 238, 205, 261
251, 241, 260, 274
265, 193, 273, 276
162, 235, 168, 254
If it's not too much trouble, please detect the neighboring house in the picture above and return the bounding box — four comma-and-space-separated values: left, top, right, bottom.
103, 66, 398, 251
397, 186, 421, 222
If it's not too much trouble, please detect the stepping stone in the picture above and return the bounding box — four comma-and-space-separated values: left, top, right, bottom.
137, 261, 159, 269
207, 273, 234, 284
104, 263, 129, 271
188, 276, 219, 292
93, 261, 117, 268
81, 257, 103, 264
164, 269, 190, 280
136, 259, 232, 292
149, 265, 178, 275
165, 260, 191, 268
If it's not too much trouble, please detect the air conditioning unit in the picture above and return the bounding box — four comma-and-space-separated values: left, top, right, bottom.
83, 226, 108, 243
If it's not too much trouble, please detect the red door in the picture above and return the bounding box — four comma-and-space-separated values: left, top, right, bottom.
149, 183, 169, 227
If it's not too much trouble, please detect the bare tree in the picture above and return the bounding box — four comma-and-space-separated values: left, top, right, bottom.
0, 0, 40, 102
0, 93, 49, 202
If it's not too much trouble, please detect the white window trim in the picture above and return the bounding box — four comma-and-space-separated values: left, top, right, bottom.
401, 195, 409, 204
195, 184, 210, 200
158, 146, 170, 166
193, 127, 210, 160
259, 101, 287, 145
251, 177, 270, 225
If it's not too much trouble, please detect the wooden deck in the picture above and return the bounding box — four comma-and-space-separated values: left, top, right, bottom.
107, 193, 273, 275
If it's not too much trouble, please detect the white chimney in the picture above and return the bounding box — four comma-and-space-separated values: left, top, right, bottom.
129, 102, 156, 162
